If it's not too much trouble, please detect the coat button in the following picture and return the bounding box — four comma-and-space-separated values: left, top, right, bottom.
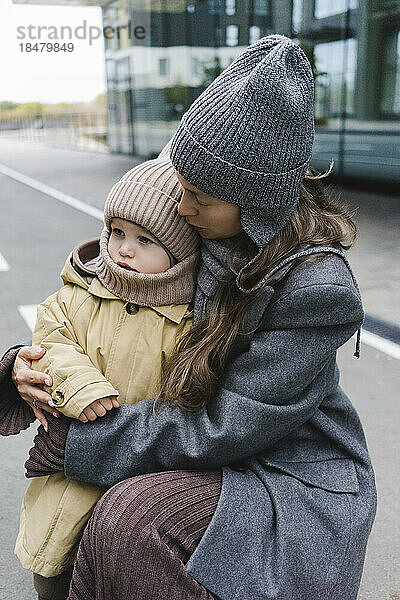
126, 303, 139, 315
53, 390, 64, 405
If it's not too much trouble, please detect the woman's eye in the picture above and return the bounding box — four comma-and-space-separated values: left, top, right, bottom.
113, 229, 124, 237
138, 236, 152, 244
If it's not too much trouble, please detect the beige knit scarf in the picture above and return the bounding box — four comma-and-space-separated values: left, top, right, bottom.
96, 228, 200, 306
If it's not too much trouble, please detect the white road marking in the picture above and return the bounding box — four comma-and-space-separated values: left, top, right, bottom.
18, 305, 38, 332
0, 252, 10, 271
359, 329, 400, 360
0, 163, 103, 221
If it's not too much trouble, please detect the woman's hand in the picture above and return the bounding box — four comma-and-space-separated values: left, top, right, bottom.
12, 346, 60, 432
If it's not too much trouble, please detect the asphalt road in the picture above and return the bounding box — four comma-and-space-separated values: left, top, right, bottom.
0, 175, 101, 600
0, 141, 399, 599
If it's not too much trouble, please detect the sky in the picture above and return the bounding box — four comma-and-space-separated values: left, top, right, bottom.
0, 0, 106, 104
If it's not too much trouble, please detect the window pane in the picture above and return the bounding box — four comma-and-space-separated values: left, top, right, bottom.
314, 38, 357, 117
254, 0, 269, 16
226, 0, 236, 16
249, 25, 261, 45
116, 58, 130, 82
292, 0, 303, 35
226, 24, 239, 46
208, 0, 223, 14
215, 26, 224, 46
381, 31, 400, 116
315, 0, 358, 19
106, 60, 116, 81
104, 7, 118, 22
159, 58, 169, 77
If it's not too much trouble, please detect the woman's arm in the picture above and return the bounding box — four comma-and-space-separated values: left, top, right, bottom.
64, 280, 364, 487
1, 345, 23, 379
0, 345, 45, 434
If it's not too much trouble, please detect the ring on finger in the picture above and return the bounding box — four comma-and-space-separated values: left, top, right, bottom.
32, 399, 38, 408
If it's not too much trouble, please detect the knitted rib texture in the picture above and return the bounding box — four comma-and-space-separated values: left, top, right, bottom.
0, 347, 36, 436
104, 157, 199, 261
97, 245, 200, 306
25, 413, 69, 478
96, 156, 201, 306
68, 470, 221, 599
170, 34, 315, 247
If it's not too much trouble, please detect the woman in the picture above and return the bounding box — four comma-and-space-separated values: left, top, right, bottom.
1, 35, 376, 600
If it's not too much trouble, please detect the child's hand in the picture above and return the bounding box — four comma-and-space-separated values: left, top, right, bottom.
78, 396, 120, 423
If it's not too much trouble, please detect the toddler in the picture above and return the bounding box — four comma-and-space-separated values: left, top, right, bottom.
14, 151, 200, 598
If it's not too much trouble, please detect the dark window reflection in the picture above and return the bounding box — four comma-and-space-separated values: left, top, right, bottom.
102, 0, 399, 183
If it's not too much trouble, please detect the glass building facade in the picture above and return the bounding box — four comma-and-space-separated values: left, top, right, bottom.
14, 0, 400, 182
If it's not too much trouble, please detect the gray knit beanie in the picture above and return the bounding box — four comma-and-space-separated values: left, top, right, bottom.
170, 34, 315, 248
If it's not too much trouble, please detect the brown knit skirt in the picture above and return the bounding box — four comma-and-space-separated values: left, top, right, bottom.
68, 469, 223, 600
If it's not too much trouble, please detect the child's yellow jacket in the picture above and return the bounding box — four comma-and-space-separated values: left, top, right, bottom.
15, 250, 193, 577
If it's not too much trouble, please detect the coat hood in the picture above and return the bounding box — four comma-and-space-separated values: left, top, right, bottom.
60, 238, 192, 324
60, 238, 100, 289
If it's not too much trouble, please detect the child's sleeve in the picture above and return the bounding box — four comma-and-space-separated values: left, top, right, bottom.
32, 287, 119, 419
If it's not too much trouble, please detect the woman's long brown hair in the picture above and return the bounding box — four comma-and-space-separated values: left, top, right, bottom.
155, 166, 357, 414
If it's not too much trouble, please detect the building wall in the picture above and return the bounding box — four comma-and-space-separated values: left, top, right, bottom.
103, 0, 400, 183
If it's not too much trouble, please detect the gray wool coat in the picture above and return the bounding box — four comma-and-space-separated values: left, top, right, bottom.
64, 245, 377, 600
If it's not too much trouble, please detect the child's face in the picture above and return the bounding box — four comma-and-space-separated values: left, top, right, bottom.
108, 218, 171, 274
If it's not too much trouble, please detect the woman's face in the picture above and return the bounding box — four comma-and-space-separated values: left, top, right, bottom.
175, 171, 243, 239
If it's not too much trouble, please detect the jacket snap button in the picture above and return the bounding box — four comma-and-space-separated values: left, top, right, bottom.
53, 390, 64, 404
126, 303, 139, 315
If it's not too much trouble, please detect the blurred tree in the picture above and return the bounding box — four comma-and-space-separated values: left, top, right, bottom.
164, 81, 189, 121
50, 103, 76, 112
0, 101, 19, 112
199, 57, 224, 88
93, 93, 107, 109
14, 102, 44, 115
164, 81, 189, 109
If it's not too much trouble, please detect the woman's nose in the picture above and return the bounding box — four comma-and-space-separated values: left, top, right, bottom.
178, 190, 198, 217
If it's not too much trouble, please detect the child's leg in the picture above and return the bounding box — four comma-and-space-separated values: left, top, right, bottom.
33, 569, 73, 600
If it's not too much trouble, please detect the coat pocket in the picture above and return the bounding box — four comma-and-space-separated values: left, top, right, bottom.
258, 457, 360, 493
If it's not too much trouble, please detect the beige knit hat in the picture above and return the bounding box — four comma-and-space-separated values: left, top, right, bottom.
96, 154, 201, 306
104, 156, 199, 262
